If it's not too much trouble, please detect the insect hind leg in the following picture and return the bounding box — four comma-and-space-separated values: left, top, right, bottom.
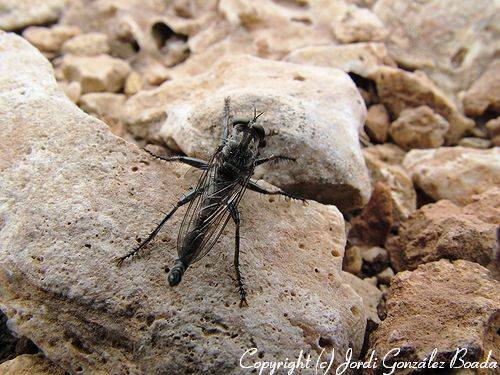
115, 189, 199, 266
230, 206, 248, 307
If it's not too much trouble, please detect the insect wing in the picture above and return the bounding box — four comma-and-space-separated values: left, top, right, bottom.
176, 156, 249, 264
190, 179, 248, 264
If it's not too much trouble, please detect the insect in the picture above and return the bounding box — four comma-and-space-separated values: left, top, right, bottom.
115, 98, 304, 307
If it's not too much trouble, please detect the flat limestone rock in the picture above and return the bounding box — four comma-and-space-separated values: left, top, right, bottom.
123, 54, 371, 211
284, 42, 397, 78
374, 0, 499, 96
0, 33, 365, 374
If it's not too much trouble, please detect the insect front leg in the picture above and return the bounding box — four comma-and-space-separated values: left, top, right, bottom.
143, 148, 208, 170
229, 205, 248, 308
254, 154, 296, 166
246, 180, 305, 202
115, 188, 200, 266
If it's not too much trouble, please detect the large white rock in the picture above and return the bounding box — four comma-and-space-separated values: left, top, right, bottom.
0, 32, 366, 374
123, 54, 371, 211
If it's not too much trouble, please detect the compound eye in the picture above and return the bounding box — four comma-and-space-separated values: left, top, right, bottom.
232, 119, 250, 127
251, 124, 266, 146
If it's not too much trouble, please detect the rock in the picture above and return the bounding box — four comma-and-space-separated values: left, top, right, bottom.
375, 267, 394, 285
61, 32, 110, 56
457, 137, 492, 149
79, 92, 127, 122
343, 246, 363, 276
0, 354, 65, 375
363, 276, 378, 287
365, 260, 500, 374
342, 271, 382, 365
386, 198, 498, 273
349, 182, 393, 247
363, 143, 406, 166
365, 104, 389, 143
343, 272, 382, 325
333, 5, 387, 44
462, 60, 500, 117
0, 0, 67, 31
58, 81, 81, 103
368, 66, 474, 144
0, 33, 366, 374
360, 247, 389, 276
388, 106, 450, 150
403, 147, 500, 205
284, 42, 396, 78
463, 188, 500, 225
363, 145, 416, 223
22, 25, 80, 53
62, 54, 131, 94
124, 71, 143, 96
124, 54, 371, 211
374, 0, 499, 95
486, 117, 500, 146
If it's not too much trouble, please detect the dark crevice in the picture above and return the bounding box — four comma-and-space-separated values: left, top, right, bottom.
151, 22, 188, 50
0, 310, 39, 364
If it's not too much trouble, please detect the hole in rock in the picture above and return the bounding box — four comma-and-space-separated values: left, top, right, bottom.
318, 336, 333, 349
151, 22, 188, 49
451, 47, 468, 68
291, 17, 312, 25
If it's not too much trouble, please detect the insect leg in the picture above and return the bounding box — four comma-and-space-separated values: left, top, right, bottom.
115, 189, 200, 266
246, 180, 305, 202
230, 206, 248, 308
143, 148, 208, 170
221, 97, 231, 143
254, 154, 296, 166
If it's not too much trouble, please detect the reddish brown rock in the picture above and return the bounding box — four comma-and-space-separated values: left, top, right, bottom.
486, 117, 500, 146
368, 66, 474, 144
365, 104, 390, 143
365, 260, 500, 375
349, 182, 394, 247
363, 145, 416, 223
386, 197, 498, 273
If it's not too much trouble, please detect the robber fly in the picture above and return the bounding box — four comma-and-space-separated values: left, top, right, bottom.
115, 98, 303, 307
